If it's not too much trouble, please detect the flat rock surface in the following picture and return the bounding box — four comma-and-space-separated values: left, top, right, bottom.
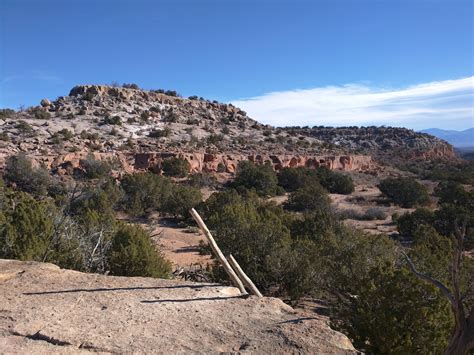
0, 259, 355, 354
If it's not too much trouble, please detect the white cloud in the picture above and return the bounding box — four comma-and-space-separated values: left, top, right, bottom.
231, 77, 474, 130
1, 70, 62, 84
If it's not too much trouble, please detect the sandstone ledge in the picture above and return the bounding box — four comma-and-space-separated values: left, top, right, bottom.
0, 259, 355, 353
15, 151, 377, 177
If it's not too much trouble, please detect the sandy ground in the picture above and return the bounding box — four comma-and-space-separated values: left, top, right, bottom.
270, 185, 412, 235
151, 218, 211, 269
0, 259, 355, 353
330, 184, 414, 235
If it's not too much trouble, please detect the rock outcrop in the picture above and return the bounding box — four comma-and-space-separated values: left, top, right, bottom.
12, 151, 375, 176
0, 84, 456, 179
0, 259, 355, 353
132, 152, 376, 174
290, 126, 456, 160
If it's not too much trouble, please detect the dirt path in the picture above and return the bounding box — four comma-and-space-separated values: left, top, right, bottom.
150, 218, 211, 269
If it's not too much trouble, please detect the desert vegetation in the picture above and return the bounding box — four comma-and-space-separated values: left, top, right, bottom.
379, 176, 430, 208
1, 148, 473, 354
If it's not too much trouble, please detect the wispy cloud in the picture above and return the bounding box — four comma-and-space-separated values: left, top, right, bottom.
232, 77, 474, 130
1, 70, 62, 84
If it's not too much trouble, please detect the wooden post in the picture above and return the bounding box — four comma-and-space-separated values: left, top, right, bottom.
228, 254, 263, 297
189, 208, 247, 295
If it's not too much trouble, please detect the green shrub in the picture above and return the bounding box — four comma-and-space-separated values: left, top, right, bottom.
163, 111, 179, 123
140, 111, 150, 122
51, 129, 74, 143
103, 115, 122, 125
0, 185, 77, 268
84, 91, 95, 101
80, 130, 99, 140
379, 177, 429, 207
399, 160, 474, 185
122, 83, 140, 89
4, 153, 50, 196
221, 126, 230, 135
161, 157, 190, 177
315, 168, 354, 194
232, 161, 278, 196
108, 223, 171, 278
397, 204, 474, 250
332, 267, 452, 354
165, 90, 179, 97
58, 128, 74, 140
0, 132, 10, 141
289, 209, 341, 241
70, 178, 122, 217
217, 163, 226, 173
361, 207, 387, 220
32, 107, 51, 120
433, 205, 474, 250
79, 155, 112, 179
15, 120, 34, 134
207, 133, 224, 145
278, 167, 354, 195
188, 172, 218, 188
434, 181, 473, 206
200, 190, 292, 291
162, 185, 202, 218
397, 208, 435, 237
0, 190, 54, 260
278, 167, 319, 192
0, 108, 15, 119
285, 183, 330, 212
339, 207, 387, 221
121, 173, 172, 216
186, 118, 199, 125
148, 127, 171, 138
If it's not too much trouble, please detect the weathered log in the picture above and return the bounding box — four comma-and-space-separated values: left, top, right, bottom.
228, 254, 263, 297
189, 208, 247, 295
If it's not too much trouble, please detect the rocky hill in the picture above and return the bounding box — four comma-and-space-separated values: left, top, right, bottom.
0, 259, 355, 353
0, 84, 455, 175
287, 126, 455, 160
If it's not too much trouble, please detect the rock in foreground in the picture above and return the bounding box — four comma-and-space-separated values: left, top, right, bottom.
0, 259, 355, 353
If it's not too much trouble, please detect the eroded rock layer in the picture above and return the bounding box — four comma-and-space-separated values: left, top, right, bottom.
17, 151, 376, 176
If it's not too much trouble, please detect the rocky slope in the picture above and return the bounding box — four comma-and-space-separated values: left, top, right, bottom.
0, 259, 355, 353
287, 126, 455, 160
0, 84, 455, 175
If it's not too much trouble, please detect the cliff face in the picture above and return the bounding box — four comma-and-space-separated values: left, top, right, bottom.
0, 259, 355, 353
132, 152, 376, 173
24, 151, 375, 177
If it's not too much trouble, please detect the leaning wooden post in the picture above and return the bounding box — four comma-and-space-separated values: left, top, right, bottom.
189, 208, 247, 295
228, 254, 263, 297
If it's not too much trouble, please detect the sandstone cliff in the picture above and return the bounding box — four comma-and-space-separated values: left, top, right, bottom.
0, 259, 355, 353
31, 151, 375, 176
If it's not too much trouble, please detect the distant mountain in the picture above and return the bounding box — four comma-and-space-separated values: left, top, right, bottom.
421, 128, 474, 148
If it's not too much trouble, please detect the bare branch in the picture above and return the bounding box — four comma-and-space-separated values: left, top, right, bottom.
402, 251, 455, 306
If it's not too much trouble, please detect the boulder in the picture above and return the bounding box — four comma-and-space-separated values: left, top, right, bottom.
40, 98, 51, 107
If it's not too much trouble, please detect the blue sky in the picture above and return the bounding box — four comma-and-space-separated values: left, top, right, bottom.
1, 0, 473, 130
